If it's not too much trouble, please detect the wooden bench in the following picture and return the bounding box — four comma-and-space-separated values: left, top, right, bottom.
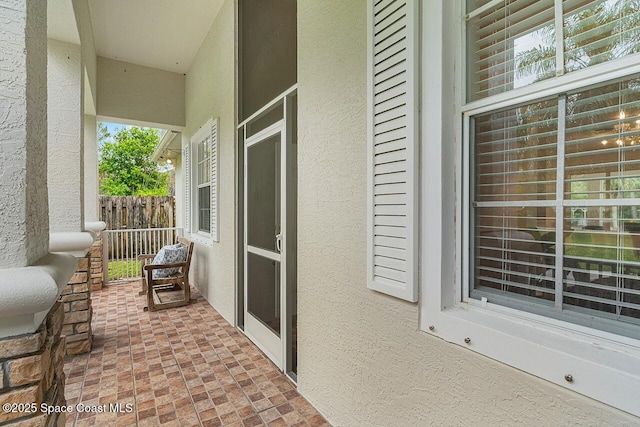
138, 237, 195, 311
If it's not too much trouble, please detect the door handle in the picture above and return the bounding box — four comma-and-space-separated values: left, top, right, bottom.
276, 233, 282, 252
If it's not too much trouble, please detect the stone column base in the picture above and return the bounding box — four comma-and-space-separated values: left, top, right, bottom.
89, 235, 103, 291
0, 303, 66, 426
60, 256, 93, 356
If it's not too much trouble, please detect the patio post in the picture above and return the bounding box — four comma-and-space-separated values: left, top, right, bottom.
47, 38, 97, 355
0, 1, 76, 425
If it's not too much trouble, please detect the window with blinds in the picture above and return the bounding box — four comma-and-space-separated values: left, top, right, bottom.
563, 77, 640, 326
472, 98, 558, 304
471, 75, 640, 337
461, 0, 640, 412
467, 0, 555, 101
564, 0, 640, 72
183, 145, 191, 233
467, 0, 640, 102
191, 117, 219, 239
209, 119, 219, 242
197, 134, 211, 233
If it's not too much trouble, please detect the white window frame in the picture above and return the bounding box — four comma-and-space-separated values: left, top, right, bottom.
420, 0, 640, 417
189, 117, 218, 246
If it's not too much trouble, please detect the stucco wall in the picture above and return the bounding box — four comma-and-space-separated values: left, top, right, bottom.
296, 1, 639, 426
48, 39, 84, 233
184, 0, 236, 324
83, 114, 98, 222
97, 57, 185, 128
24, 0, 49, 265
0, 0, 49, 267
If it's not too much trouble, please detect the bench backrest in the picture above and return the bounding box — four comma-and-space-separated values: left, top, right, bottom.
177, 237, 195, 281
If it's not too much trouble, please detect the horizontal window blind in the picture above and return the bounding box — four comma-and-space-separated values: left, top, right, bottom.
198, 187, 211, 234
197, 137, 211, 234
564, 0, 640, 73
474, 99, 559, 202
472, 74, 640, 337
467, 0, 555, 101
474, 207, 556, 301
367, 0, 419, 302
563, 212, 640, 325
197, 137, 211, 186
467, 1, 640, 102
562, 77, 640, 324
565, 77, 640, 200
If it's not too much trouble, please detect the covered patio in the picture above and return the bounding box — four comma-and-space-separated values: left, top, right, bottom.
4, 0, 640, 425
63, 282, 328, 427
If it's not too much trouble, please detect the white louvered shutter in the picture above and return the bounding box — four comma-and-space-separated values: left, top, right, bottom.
210, 118, 219, 242
183, 144, 191, 233
367, 0, 419, 302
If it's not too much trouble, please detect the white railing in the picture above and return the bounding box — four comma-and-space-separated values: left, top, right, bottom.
102, 227, 182, 283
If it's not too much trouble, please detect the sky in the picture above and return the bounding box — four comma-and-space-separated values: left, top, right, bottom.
98, 121, 166, 146
99, 121, 129, 146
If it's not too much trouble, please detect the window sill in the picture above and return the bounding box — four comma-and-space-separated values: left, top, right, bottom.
421, 299, 640, 417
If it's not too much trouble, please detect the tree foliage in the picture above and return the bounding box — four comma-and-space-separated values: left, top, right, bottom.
98, 126, 169, 196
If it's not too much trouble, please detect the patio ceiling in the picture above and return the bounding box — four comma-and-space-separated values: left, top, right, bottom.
48, 0, 224, 74
88, 0, 224, 73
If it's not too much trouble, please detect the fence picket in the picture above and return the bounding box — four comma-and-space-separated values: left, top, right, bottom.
99, 196, 174, 230
102, 227, 180, 283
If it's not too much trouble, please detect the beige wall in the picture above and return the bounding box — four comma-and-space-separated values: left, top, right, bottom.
184, 0, 236, 324
296, 1, 638, 426
97, 57, 185, 128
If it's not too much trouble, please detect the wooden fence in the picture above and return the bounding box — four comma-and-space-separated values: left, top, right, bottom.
99, 196, 175, 230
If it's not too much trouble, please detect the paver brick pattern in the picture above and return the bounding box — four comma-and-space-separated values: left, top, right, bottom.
64, 282, 330, 427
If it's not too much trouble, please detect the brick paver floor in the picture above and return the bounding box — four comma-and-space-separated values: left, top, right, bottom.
64, 282, 330, 427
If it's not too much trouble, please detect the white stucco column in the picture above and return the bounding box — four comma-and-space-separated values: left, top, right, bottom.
0, 0, 49, 268
0, 0, 76, 337
47, 39, 96, 254
84, 114, 99, 222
